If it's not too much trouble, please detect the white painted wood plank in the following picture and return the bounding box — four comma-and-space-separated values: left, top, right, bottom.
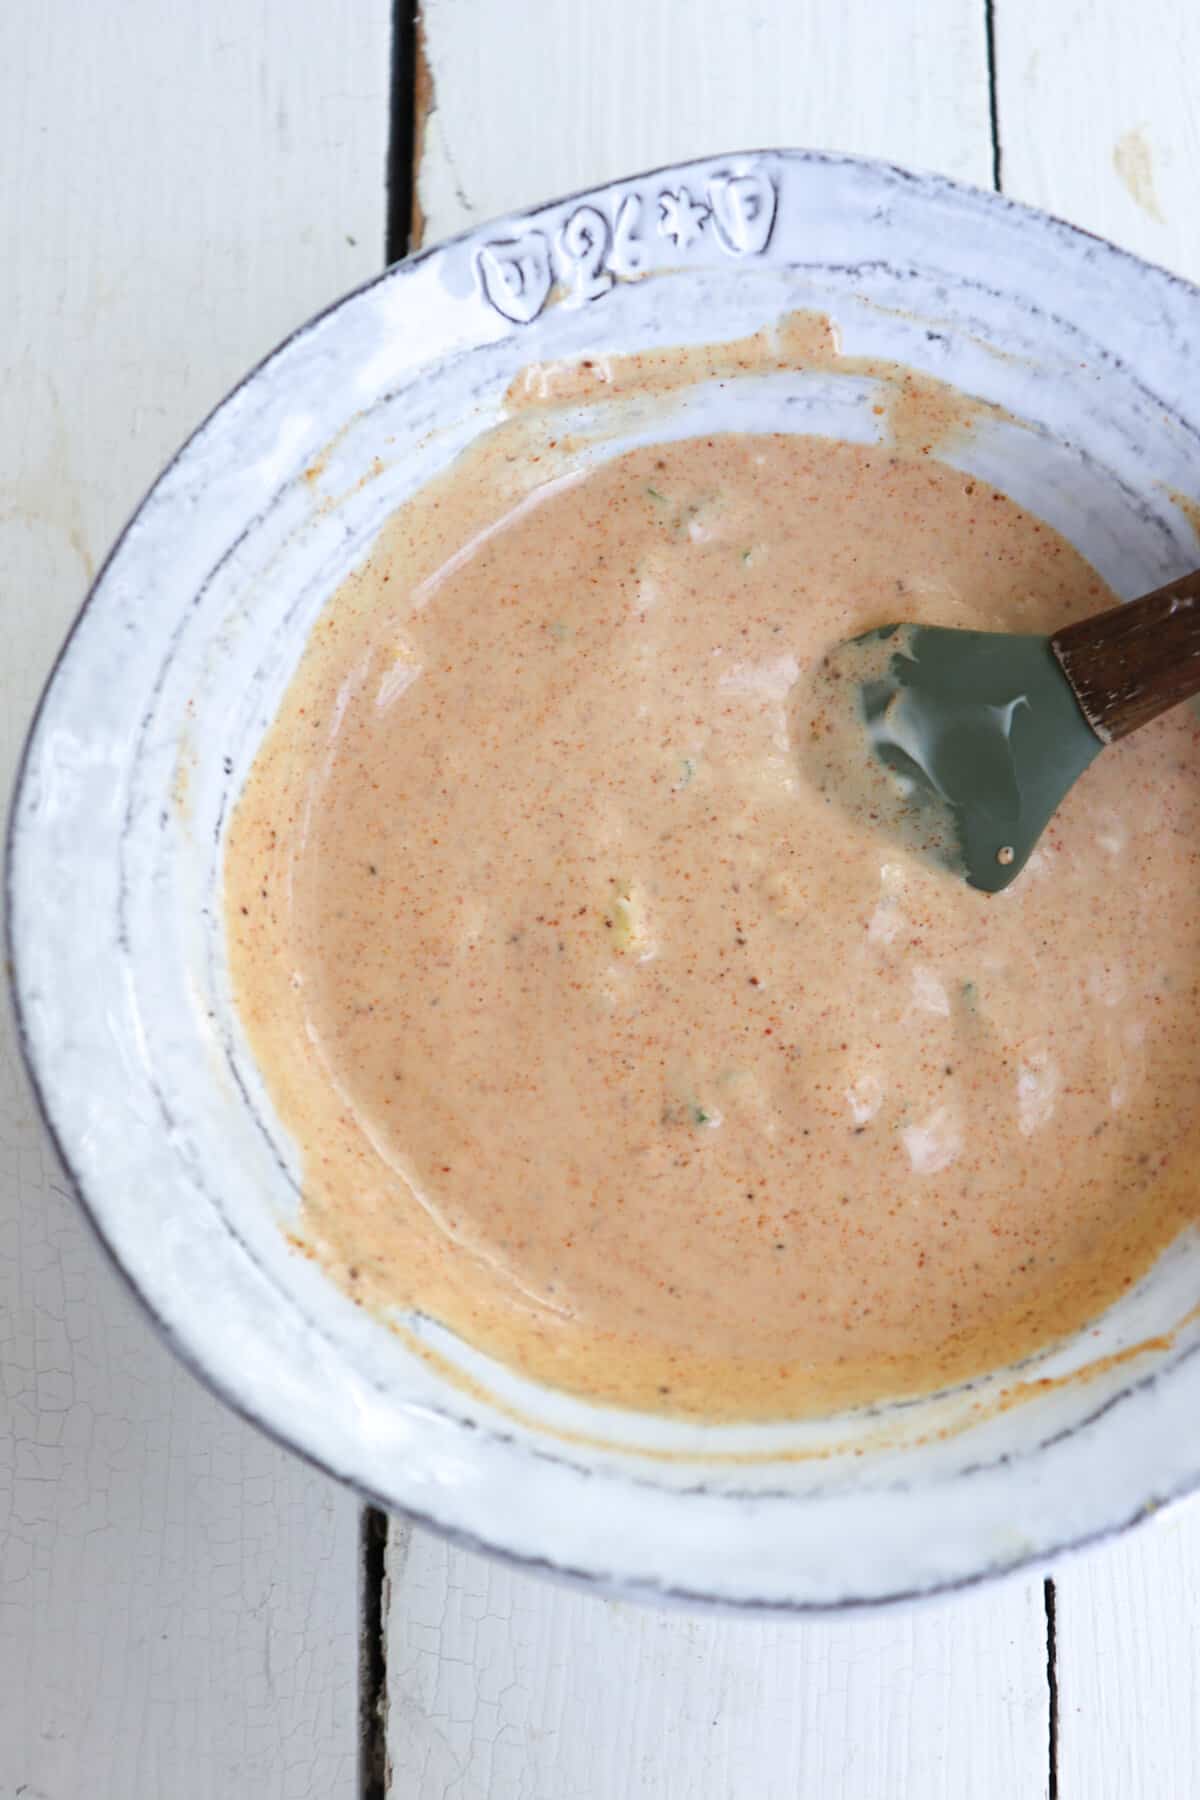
996, 0, 1200, 283
995, 7, 1200, 1794
415, 0, 993, 246
0, 4, 391, 1795
1052, 1515, 1200, 1800
385, 1528, 1050, 1800
390, 9, 1050, 1798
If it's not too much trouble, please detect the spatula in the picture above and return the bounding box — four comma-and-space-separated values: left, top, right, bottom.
807, 568, 1200, 893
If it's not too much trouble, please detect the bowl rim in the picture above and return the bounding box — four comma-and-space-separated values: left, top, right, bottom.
10, 143, 1200, 1611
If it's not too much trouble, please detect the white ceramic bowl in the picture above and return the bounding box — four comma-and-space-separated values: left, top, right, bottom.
11, 150, 1200, 1611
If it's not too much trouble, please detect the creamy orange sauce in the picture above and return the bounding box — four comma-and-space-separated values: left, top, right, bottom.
227, 354, 1200, 1422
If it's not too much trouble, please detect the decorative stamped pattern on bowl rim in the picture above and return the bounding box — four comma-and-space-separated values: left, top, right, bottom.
476, 163, 779, 322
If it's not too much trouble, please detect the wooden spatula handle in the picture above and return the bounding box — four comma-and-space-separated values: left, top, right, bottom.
1050, 568, 1200, 743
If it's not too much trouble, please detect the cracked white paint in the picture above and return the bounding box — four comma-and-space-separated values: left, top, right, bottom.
384, 1526, 1049, 1798
415, 0, 992, 245
0, 4, 387, 1793
999, 1, 1200, 281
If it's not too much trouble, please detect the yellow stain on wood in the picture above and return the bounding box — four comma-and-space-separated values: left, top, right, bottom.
1113, 127, 1165, 223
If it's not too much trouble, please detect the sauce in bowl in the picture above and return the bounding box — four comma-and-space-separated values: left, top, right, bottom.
227, 348, 1200, 1420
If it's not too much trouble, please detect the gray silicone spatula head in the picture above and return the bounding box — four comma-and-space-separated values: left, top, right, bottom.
806, 624, 1102, 893
800, 571, 1200, 894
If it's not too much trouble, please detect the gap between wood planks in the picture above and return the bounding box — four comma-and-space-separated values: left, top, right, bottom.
360, 1506, 390, 1799
1046, 1577, 1060, 1799
359, 7, 418, 1797
361, 7, 1056, 1798
984, 18, 1059, 1785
